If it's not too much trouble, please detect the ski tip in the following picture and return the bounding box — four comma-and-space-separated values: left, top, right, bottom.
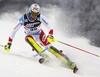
73, 66, 78, 73
39, 58, 44, 64
73, 69, 78, 73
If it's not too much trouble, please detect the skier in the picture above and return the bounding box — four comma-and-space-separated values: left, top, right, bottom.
4, 3, 78, 73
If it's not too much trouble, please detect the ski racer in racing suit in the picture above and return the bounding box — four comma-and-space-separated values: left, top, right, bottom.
4, 3, 78, 73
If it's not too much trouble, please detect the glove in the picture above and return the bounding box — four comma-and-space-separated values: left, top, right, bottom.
47, 34, 54, 39
47, 34, 55, 43
4, 42, 12, 52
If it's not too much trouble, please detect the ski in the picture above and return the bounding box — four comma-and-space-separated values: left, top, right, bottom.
39, 58, 44, 63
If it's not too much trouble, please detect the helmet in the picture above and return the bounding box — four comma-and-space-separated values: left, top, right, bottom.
29, 4, 40, 13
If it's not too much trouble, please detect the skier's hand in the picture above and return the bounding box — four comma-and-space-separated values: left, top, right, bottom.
47, 34, 54, 39
47, 34, 56, 43
4, 42, 12, 52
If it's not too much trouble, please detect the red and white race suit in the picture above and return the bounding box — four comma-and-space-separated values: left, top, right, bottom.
8, 13, 53, 47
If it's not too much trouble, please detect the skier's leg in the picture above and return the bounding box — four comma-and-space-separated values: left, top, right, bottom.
39, 29, 51, 46
49, 46, 76, 69
37, 29, 78, 72
36, 29, 52, 60
49, 46, 69, 63
25, 35, 45, 56
25, 34, 50, 62
38, 30, 74, 66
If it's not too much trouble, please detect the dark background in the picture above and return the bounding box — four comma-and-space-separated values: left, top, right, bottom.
0, 0, 100, 47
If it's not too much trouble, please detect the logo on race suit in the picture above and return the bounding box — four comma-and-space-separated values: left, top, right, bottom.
42, 18, 48, 25
42, 35, 46, 42
25, 22, 40, 28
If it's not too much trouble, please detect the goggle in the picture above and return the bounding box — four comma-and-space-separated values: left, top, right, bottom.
30, 11, 39, 16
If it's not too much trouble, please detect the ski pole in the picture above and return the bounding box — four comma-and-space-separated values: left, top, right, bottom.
0, 45, 4, 47
54, 40, 99, 57
0, 44, 48, 57
34, 47, 48, 57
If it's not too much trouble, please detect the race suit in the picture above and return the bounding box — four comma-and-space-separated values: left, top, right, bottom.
8, 13, 53, 47
7, 13, 71, 64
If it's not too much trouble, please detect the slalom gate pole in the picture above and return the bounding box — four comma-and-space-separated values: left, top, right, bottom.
55, 40, 99, 57
34, 47, 48, 57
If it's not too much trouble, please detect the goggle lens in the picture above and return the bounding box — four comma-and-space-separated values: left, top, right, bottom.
30, 11, 39, 16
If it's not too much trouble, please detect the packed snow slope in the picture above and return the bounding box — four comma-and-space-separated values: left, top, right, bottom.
0, 15, 100, 77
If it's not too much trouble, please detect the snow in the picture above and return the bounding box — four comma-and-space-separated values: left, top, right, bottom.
0, 14, 100, 77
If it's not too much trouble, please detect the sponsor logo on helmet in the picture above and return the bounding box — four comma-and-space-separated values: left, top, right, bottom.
33, 4, 39, 12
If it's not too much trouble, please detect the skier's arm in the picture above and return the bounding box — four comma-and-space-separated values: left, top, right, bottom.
4, 21, 22, 51
40, 14, 53, 35
8, 16, 24, 42
40, 14, 56, 43
4, 16, 24, 51
8, 21, 22, 42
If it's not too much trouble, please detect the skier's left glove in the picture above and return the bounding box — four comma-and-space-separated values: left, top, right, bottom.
4, 42, 12, 52
47, 34, 56, 43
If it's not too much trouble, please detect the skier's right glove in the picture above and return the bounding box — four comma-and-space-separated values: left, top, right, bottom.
4, 42, 12, 52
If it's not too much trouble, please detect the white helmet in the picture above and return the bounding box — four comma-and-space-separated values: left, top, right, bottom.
29, 4, 40, 13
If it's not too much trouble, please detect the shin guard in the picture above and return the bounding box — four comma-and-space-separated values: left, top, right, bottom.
26, 37, 45, 56
49, 46, 70, 63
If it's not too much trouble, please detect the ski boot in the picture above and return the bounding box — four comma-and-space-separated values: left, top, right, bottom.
68, 61, 78, 73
